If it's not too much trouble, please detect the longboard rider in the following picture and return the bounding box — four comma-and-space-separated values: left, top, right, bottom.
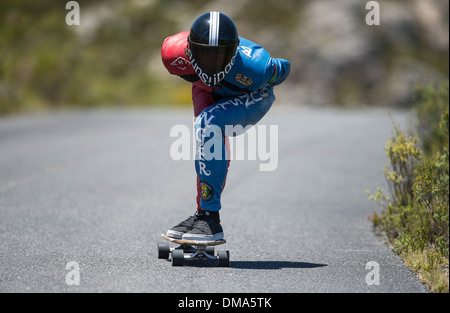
161, 12, 290, 241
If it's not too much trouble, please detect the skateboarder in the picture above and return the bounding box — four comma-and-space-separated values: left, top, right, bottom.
161, 12, 290, 241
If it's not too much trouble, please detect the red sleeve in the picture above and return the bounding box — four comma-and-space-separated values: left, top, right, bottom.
161, 31, 195, 76
161, 31, 214, 93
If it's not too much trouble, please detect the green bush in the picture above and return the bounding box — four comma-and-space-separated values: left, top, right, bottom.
368, 81, 449, 292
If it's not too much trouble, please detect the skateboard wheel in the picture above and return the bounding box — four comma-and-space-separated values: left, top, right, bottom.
157, 243, 170, 259
172, 249, 185, 266
205, 246, 215, 256
217, 250, 230, 267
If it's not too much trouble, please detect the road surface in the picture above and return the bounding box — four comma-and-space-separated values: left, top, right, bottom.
0, 106, 427, 293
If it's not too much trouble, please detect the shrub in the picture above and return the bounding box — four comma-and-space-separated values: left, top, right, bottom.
367, 81, 449, 292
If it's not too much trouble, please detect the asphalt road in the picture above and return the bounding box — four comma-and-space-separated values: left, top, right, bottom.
0, 106, 428, 293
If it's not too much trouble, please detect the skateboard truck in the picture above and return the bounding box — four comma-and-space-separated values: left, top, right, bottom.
158, 234, 230, 267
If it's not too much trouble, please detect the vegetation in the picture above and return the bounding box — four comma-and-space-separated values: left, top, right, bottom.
0, 0, 203, 114
1, 0, 448, 114
368, 81, 449, 293
0, 0, 303, 115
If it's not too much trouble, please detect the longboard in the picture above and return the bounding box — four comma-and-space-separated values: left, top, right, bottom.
158, 234, 229, 267
160, 234, 226, 246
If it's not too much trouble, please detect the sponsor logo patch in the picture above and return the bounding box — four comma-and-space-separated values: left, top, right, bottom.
235, 73, 253, 86
199, 181, 214, 202
171, 56, 190, 71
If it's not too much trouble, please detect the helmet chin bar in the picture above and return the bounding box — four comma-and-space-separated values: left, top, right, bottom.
187, 47, 238, 87
191, 55, 236, 87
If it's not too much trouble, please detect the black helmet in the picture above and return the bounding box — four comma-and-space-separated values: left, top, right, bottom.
187, 12, 239, 87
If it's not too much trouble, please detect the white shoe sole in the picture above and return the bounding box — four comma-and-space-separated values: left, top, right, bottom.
166, 230, 184, 239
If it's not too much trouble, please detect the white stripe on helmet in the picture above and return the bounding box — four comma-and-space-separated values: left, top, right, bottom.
209, 11, 220, 46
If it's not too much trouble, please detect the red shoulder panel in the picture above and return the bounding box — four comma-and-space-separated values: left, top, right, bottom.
161, 31, 195, 76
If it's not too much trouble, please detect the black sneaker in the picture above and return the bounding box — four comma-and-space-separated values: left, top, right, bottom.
166, 214, 198, 239
182, 210, 224, 241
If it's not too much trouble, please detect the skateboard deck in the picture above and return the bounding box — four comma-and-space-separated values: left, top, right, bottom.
160, 234, 226, 246
158, 234, 229, 267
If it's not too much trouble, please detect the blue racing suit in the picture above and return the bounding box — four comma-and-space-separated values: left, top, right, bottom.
162, 32, 290, 211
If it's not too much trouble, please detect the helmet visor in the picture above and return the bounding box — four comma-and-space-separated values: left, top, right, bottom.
188, 40, 238, 86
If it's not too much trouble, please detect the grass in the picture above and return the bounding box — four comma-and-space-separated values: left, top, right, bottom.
402, 247, 449, 293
